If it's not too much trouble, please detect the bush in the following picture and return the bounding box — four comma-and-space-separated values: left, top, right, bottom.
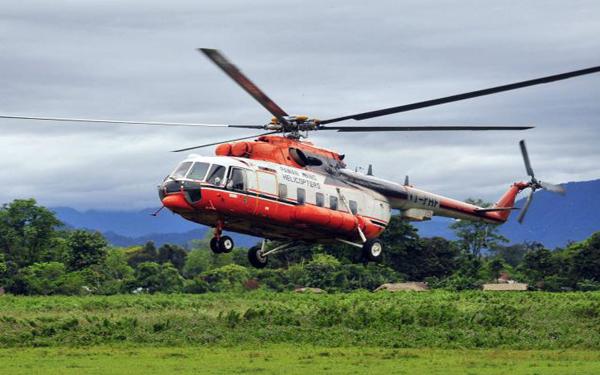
12, 262, 87, 295
134, 262, 184, 293
183, 277, 210, 293
200, 264, 250, 292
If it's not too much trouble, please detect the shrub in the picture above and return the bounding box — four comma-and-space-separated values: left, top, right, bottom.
200, 264, 250, 292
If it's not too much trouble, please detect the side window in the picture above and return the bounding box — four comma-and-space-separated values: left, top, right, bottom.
278, 183, 287, 200
206, 165, 225, 186
316, 192, 324, 207
229, 168, 247, 191
330, 196, 338, 210
349, 200, 358, 215
297, 188, 306, 204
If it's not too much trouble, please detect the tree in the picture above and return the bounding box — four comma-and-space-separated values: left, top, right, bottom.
568, 232, 600, 282
0, 253, 7, 287
67, 230, 108, 271
157, 244, 187, 271
134, 261, 183, 293
95, 249, 135, 294
449, 198, 508, 257
296, 254, 346, 290
378, 216, 421, 275
489, 243, 528, 267
127, 242, 158, 267
182, 248, 211, 278
518, 243, 558, 284
413, 237, 459, 280
12, 262, 85, 295
0, 199, 62, 267
200, 264, 250, 291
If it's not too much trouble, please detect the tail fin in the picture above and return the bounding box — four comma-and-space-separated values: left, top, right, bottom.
491, 182, 529, 221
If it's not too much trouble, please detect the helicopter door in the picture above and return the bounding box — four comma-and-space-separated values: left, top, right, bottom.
225, 167, 256, 216
256, 170, 279, 219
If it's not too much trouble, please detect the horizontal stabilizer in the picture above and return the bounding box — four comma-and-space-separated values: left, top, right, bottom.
475, 207, 519, 212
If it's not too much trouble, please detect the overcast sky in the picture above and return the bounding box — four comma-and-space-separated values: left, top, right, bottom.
1, 0, 599, 210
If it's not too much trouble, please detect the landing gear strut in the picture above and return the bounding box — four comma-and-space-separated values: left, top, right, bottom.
247, 240, 301, 268
210, 220, 234, 254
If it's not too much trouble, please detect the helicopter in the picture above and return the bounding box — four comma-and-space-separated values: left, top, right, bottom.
1, 49, 598, 268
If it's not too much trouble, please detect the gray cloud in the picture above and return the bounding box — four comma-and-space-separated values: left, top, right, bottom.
0, 0, 599, 209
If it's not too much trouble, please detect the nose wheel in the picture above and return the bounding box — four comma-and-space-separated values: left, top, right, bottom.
210, 235, 234, 253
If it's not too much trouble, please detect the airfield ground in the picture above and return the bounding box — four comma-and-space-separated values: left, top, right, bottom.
1, 292, 599, 373
1, 346, 600, 374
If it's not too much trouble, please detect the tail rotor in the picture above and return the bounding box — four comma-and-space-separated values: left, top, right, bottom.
516, 140, 566, 223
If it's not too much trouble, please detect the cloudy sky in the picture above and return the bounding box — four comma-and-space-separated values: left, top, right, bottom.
1, 0, 599, 210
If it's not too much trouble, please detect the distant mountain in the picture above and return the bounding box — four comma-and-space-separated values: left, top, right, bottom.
414, 179, 600, 248
103, 229, 260, 249
51, 207, 198, 237
52, 179, 599, 250
51, 207, 259, 248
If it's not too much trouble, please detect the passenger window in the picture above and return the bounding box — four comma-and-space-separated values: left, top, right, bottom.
229, 168, 247, 191
171, 161, 192, 179
316, 192, 324, 207
187, 162, 210, 180
206, 165, 226, 186
330, 196, 338, 210
257, 171, 277, 196
349, 200, 358, 215
279, 183, 287, 199
297, 188, 306, 204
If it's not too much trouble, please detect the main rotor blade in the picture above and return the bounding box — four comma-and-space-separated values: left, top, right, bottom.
540, 181, 566, 195
199, 48, 289, 125
171, 131, 279, 153
321, 125, 533, 132
517, 190, 535, 224
321, 65, 600, 124
519, 139, 535, 178
0, 114, 265, 129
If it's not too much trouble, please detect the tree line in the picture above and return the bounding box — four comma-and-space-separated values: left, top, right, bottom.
0, 199, 598, 295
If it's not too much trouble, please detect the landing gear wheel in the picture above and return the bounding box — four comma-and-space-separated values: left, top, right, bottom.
362, 239, 383, 262
218, 236, 234, 253
248, 245, 268, 269
209, 237, 222, 254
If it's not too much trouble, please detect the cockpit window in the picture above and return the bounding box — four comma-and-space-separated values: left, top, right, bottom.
206, 164, 226, 186
187, 162, 210, 181
171, 162, 192, 179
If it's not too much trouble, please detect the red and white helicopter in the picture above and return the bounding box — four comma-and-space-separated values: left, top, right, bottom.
2, 49, 598, 267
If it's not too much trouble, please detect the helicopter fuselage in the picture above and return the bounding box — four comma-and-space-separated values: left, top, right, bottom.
158, 136, 527, 246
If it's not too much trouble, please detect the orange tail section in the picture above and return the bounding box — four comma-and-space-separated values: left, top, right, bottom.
492, 182, 529, 221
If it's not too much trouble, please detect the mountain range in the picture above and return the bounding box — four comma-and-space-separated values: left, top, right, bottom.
51, 179, 599, 249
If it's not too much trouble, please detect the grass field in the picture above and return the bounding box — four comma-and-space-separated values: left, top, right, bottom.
1, 346, 600, 374
1, 292, 600, 373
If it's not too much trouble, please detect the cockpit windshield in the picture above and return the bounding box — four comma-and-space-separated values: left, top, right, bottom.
206, 164, 226, 186
187, 162, 210, 181
171, 161, 192, 179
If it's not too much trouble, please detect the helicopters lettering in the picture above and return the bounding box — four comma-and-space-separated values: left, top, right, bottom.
2, 49, 598, 267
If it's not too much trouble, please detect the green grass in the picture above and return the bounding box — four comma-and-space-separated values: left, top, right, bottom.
1, 346, 600, 374
1, 291, 599, 349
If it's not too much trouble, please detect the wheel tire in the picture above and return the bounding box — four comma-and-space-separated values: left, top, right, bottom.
218, 236, 234, 253
209, 237, 222, 254
362, 239, 383, 262
248, 245, 268, 269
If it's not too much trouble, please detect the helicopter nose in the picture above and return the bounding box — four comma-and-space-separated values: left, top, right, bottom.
162, 194, 194, 211
158, 179, 202, 212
